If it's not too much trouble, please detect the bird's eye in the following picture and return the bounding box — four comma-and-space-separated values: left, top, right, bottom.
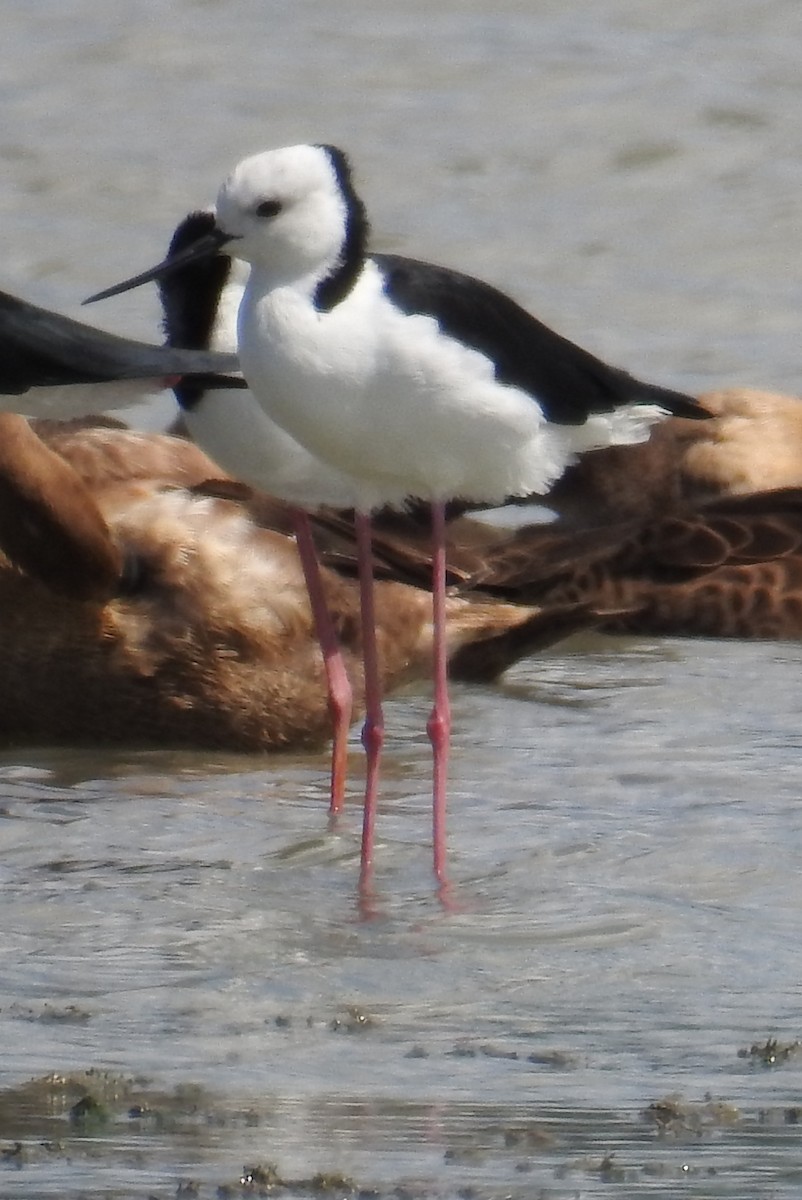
255, 199, 282, 219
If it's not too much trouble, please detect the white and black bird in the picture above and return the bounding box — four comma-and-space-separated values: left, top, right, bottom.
159, 211, 360, 509
87, 142, 709, 887
159, 210, 359, 816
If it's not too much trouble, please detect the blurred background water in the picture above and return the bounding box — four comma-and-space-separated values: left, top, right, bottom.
1, 2, 802, 1196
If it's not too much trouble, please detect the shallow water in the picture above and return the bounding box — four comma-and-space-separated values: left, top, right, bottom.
1, 3, 802, 1196
3, 637, 802, 1198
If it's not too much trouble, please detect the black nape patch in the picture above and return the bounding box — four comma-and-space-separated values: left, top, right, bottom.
312, 145, 370, 313
159, 211, 233, 412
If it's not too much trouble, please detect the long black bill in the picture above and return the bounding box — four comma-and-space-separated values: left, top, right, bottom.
83, 227, 236, 305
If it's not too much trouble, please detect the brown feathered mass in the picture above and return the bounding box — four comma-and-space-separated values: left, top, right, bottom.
2, 387, 802, 751
0, 416, 598, 751
527, 387, 802, 640
490, 487, 802, 641
547, 387, 802, 524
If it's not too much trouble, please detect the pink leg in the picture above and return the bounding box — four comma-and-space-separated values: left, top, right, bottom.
355, 512, 384, 882
427, 501, 451, 882
292, 509, 353, 816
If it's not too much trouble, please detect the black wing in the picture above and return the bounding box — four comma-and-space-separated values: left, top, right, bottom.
0, 288, 241, 395
375, 254, 705, 425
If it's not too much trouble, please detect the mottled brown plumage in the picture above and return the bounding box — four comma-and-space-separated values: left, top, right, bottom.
0, 420, 595, 750
489, 489, 802, 641
546, 387, 802, 525
0, 414, 122, 602
7, 383, 801, 758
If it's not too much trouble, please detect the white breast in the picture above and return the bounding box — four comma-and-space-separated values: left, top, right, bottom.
184, 387, 360, 509
183, 265, 360, 509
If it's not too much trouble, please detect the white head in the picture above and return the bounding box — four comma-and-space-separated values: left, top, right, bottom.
215, 144, 368, 292
84, 144, 369, 312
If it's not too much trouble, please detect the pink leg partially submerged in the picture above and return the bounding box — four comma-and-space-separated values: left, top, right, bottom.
427, 501, 452, 883
355, 511, 384, 886
292, 509, 353, 816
